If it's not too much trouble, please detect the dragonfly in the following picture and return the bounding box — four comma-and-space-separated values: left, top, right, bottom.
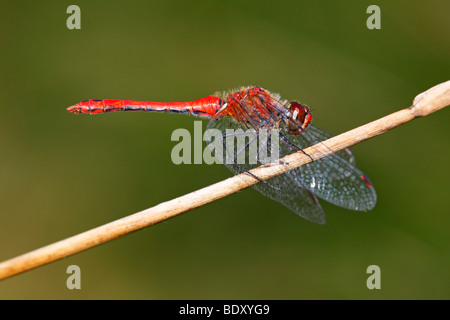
67, 86, 376, 224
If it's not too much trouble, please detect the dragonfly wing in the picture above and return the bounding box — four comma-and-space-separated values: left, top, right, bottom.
306, 124, 356, 165
280, 124, 377, 211
207, 115, 326, 224
218, 140, 327, 224
242, 167, 326, 224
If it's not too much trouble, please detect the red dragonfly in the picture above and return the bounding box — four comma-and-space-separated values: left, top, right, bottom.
67, 86, 376, 224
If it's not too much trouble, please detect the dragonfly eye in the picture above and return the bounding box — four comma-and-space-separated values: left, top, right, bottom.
287, 102, 312, 135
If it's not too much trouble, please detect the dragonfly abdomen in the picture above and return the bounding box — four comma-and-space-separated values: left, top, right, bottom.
66, 96, 223, 117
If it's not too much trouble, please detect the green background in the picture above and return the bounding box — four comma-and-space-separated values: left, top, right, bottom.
0, 0, 448, 299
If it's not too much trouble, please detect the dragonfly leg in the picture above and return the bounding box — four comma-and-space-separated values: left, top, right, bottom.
279, 133, 314, 162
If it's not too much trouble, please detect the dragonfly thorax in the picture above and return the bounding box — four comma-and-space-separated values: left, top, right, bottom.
286, 102, 312, 135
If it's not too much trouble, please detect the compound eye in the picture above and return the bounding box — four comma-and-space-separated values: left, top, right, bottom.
290, 102, 306, 123
287, 102, 312, 135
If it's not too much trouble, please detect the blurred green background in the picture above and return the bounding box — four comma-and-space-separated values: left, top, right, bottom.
0, 0, 448, 299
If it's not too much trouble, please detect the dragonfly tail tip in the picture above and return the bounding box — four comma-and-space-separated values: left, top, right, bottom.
66, 104, 81, 114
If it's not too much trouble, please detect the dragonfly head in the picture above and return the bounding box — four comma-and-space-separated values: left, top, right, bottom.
287, 102, 312, 135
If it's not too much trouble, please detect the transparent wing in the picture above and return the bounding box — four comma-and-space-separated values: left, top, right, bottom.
206, 115, 326, 224
280, 123, 377, 211
304, 124, 356, 165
